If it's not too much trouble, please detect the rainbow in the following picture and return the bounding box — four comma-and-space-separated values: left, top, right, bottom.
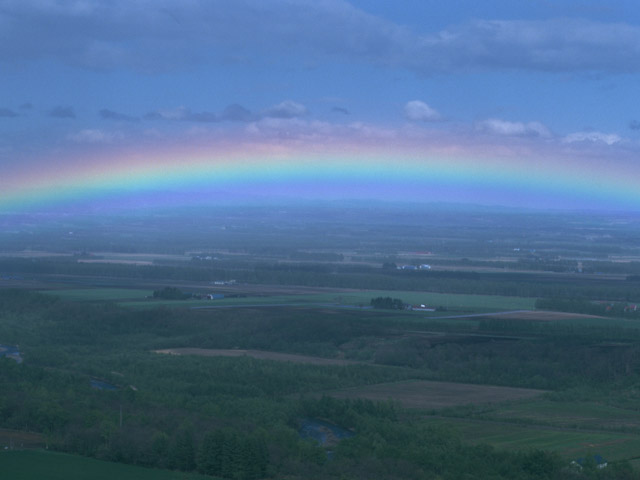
1, 139, 639, 213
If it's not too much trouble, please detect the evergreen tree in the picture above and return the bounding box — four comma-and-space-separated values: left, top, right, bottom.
171, 429, 196, 471
198, 430, 224, 475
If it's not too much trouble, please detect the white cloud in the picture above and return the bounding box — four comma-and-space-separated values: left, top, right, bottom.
476, 118, 550, 137
346, 122, 396, 139
563, 131, 622, 145
404, 100, 440, 122
244, 117, 396, 142
245, 117, 313, 137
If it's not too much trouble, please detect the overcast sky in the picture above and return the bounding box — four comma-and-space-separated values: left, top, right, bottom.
1, 0, 640, 207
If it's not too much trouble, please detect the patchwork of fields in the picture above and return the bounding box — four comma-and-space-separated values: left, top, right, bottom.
42, 286, 538, 313
6, 249, 640, 476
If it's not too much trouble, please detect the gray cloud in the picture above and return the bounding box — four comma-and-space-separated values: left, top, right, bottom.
99, 108, 138, 122
19, 103, 32, 110
630, 120, 640, 130
185, 111, 218, 123
0, 1, 415, 72
425, 19, 640, 73
332, 107, 350, 115
262, 100, 307, 119
221, 104, 255, 122
3, 1, 639, 74
144, 104, 254, 123
145, 102, 302, 123
144, 107, 216, 122
144, 112, 166, 121
0, 108, 19, 118
49, 106, 76, 118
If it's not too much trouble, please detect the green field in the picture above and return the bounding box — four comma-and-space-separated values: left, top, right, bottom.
425, 417, 640, 462
41, 288, 153, 302
349, 290, 536, 310
0, 450, 214, 480
481, 399, 640, 432
426, 396, 640, 463
118, 289, 537, 312
41, 286, 537, 312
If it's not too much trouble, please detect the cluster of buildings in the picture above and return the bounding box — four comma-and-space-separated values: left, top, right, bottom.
398, 264, 432, 271
212, 279, 236, 286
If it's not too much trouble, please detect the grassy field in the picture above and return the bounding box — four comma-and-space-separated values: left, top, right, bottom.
0, 450, 214, 480
424, 417, 640, 462
33, 287, 640, 330
38, 284, 538, 314
318, 380, 546, 409
41, 288, 153, 302
479, 399, 640, 432
119, 289, 537, 312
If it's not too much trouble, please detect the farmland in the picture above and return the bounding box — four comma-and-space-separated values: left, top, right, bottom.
470, 398, 640, 432
424, 416, 640, 463
2, 206, 640, 479
37, 286, 538, 312
155, 348, 363, 366
318, 379, 546, 409
40, 288, 153, 302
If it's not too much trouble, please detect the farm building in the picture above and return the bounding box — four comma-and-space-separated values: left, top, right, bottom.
410, 304, 436, 312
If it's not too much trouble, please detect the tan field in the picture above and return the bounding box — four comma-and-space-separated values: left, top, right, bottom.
154, 348, 363, 366
490, 310, 605, 321
320, 380, 546, 409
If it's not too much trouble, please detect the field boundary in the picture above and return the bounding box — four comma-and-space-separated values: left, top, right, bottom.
154, 348, 364, 366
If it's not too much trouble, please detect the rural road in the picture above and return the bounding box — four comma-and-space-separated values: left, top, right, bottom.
425, 310, 533, 319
